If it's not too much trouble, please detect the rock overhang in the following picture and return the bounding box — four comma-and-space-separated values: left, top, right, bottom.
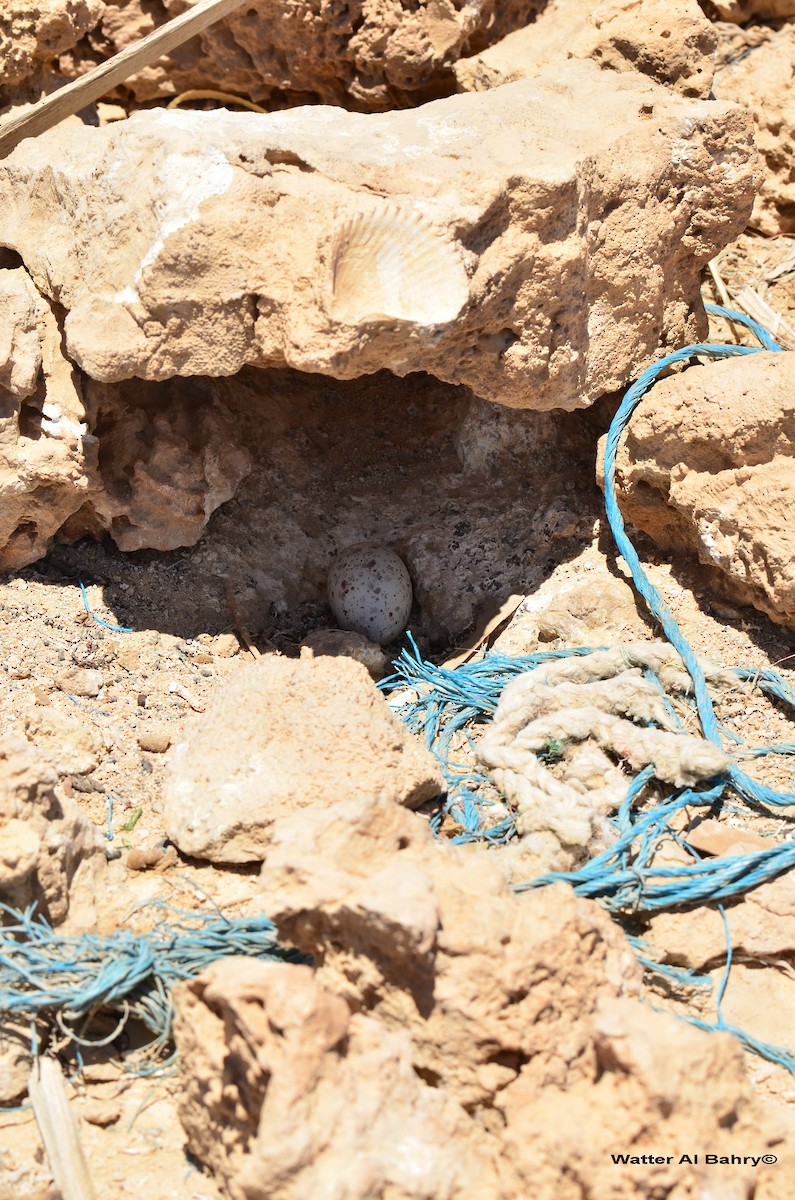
0, 60, 757, 411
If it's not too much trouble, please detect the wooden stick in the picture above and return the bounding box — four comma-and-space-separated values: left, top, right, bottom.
0, 0, 249, 159
28, 1057, 97, 1200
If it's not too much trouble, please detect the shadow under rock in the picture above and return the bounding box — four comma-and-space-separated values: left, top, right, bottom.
31, 367, 604, 652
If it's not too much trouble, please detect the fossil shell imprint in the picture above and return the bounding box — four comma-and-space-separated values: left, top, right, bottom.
328, 206, 469, 326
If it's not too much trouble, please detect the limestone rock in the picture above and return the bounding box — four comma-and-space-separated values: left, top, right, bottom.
706, 0, 795, 19
162, 656, 444, 863
55, 666, 104, 697
20, 707, 100, 778
54, 0, 541, 113
0, 0, 102, 94
500, 995, 792, 1198
0, 63, 756, 410
0, 734, 107, 927
493, 570, 645, 652
0, 1023, 31, 1108
70, 376, 252, 552
173, 959, 795, 1200
455, 0, 717, 98
300, 629, 388, 679
173, 960, 510, 1200
713, 26, 795, 236
0, 267, 42, 396
252, 794, 795, 1198
649, 866, 795, 966
609, 351, 795, 629
0, 267, 95, 570
260, 794, 641, 1108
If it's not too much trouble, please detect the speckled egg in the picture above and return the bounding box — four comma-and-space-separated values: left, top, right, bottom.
327, 543, 413, 645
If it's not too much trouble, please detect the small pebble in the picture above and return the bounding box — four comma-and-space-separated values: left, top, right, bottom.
137, 731, 172, 753
126, 846, 166, 872
212, 632, 240, 657
80, 1099, 122, 1128
56, 667, 104, 697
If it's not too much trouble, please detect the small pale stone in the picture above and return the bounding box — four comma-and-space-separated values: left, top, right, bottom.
301, 629, 389, 679
126, 846, 166, 871
137, 730, 172, 753
56, 667, 104, 697
79, 1098, 122, 1127
162, 656, 444, 863
212, 632, 241, 657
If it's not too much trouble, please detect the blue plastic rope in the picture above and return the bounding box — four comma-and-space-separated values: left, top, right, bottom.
78, 578, 133, 633
385, 303, 795, 1075
0, 903, 307, 1064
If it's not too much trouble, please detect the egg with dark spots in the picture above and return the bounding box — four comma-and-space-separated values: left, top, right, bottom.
327, 543, 413, 644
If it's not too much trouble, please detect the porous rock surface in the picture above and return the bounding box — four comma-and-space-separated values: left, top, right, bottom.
0, 0, 102, 95
705, 0, 795, 19
455, 0, 717, 98
260, 793, 642, 1108
0, 333, 251, 568
609, 351, 795, 629
0, 65, 756, 412
0, 734, 107, 927
713, 26, 795, 236
28, 0, 542, 113
173, 960, 510, 1200
649, 866, 795, 966
0, 266, 94, 570
173, 793, 795, 1198
72, 376, 252, 553
162, 656, 444, 863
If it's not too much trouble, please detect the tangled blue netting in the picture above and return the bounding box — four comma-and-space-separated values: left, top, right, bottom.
0, 902, 307, 1069
383, 303, 795, 1073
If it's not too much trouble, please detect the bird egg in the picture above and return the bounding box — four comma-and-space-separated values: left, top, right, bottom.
327, 543, 413, 644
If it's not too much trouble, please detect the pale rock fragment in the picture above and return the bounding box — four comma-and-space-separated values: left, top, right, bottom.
0, 735, 107, 927
608, 351, 795, 629
454, 0, 717, 97
300, 628, 388, 679
55, 666, 104, 697
173, 960, 511, 1200
0, 63, 756, 410
649, 866, 795, 966
712, 26, 795, 236
162, 656, 444, 863
493, 571, 645, 652
71, 377, 252, 552
260, 794, 641, 1108
0, 1022, 31, 1107
0, 268, 42, 396
500, 996, 794, 1197
21, 707, 101, 778
250, 794, 795, 1199
0, 267, 95, 570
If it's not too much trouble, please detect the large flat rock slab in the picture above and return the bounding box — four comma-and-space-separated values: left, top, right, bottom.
0, 60, 755, 410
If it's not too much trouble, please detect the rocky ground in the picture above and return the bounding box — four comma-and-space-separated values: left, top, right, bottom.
2, 2, 795, 1199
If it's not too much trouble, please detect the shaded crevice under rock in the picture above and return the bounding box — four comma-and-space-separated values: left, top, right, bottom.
6, 356, 606, 644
